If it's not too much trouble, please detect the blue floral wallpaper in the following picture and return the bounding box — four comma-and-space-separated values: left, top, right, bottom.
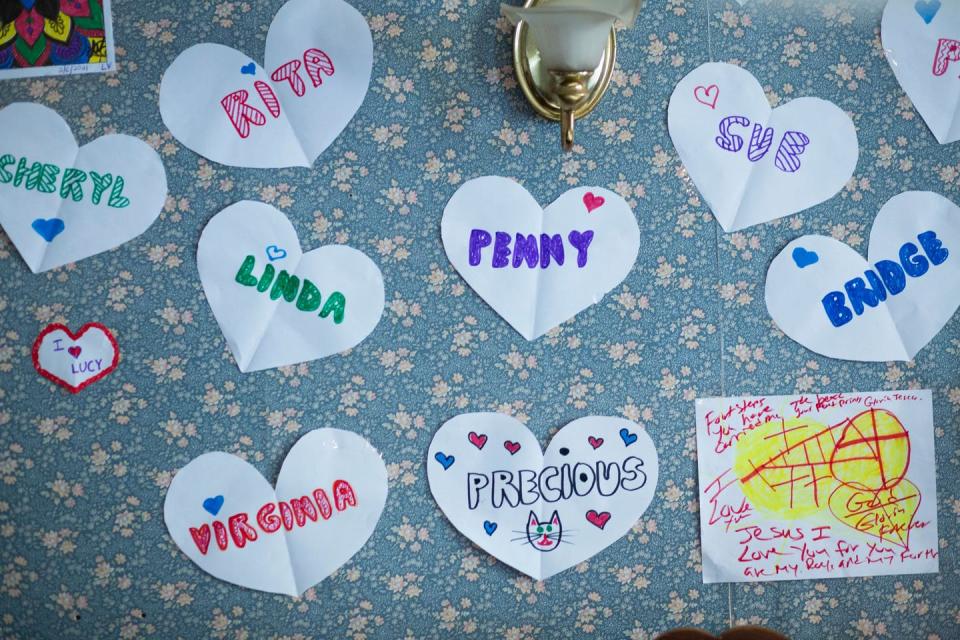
0, 0, 958, 637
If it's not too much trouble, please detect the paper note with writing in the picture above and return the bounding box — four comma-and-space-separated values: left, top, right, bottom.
696, 391, 938, 583
428, 413, 659, 580
668, 62, 858, 232
441, 177, 640, 340
32, 322, 118, 393
883, 0, 960, 144
198, 201, 384, 372
766, 191, 960, 361
159, 0, 371, 168
164, 429, 388, 596
0, 102, 167, 273
0, 0, 115, 80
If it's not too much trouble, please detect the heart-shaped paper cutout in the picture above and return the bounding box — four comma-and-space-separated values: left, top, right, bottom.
766, 191, 960, 361
427, 413, 659, 580
0, 103, 167, 273
882, 0, 960, 144
164, 429, 387, 596
159, 0, 372, 168
197, 201, 385, 372
441, 177, 640, 340
829, 480, 921, 549
32, 322, 119, 393
668, 62, 859, 232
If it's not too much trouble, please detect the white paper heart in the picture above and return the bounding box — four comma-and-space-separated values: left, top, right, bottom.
765, 191, 960, 361
32, 323, 119, 393
197, 201, 385, 372
159, 0, 372, 168
0, 103, 167, 273
882, 0, 960, 144
668, 62, 859, 232
164, 429, 388, 596
427, 413, 659, 580
441, 177, 640, 340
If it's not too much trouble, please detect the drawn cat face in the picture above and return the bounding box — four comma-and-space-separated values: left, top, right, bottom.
525, 511, 562, 552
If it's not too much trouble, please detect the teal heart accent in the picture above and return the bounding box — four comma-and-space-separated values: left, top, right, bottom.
202, 495, 224, 516
266, 245, 287, 261
792, 246, 819, 269
31, 218, 65, 242
915, 0, 941, 24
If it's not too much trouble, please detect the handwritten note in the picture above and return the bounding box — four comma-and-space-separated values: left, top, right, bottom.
159, 0, 372, 167
882, 0, 960, 144
441, 177, 640, 340
696, 391, 938, 583
32, 323, 119, 393
766, 191, 960, 361
164, 429, 388, 596
667, 62, 858, 232
428, 413, 659, 580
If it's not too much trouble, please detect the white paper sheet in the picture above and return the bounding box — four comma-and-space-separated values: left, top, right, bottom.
32, 322, 119, 393
164, 429, 387, 596
695, 390, 938, 584
883, 0, 960, 144
667, 62, 858, 232
766, 191, 960, 361
0, 102, 167, 273
159, 0, 372, 168
197, 201, 385, 372
441, 177, 640, 340
427, 413, 659, 580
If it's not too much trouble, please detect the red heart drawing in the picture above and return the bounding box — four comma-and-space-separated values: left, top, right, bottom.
503, 440, 521, 455
585, 510, 611, 529
588, 436, 604, 449
32, 323, 119, 394
582, 192, 605, 213
468, 431, 487, 450
693, 84, 719, 109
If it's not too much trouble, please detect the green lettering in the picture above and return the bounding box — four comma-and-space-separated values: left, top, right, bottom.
60, 168, 88, 201
0, 154, 14, 183
89, 171, 113, 204
13, 157, 32, 187
234, 255, 258, 286
296, 279, 322, 312
33, 163, 60, 193
257, 264, 275, 292
270, 270, 300, 302
107, 175, 130, 208
319, 292, 346, 324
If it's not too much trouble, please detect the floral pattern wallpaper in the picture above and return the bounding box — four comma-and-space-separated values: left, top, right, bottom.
0, 0, 958, 638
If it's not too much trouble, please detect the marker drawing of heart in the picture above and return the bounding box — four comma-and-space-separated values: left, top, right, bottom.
428, 413, 659, 580
442, 176, 640, 341
198, 201, 385, 372
765, 191, 960, 361
160, 0, 372, 167
882, 0, 960, 144
164, 429, 388, 596
668, 62, 858, 232
32, 323, 119, 393
0, 103, 167, 273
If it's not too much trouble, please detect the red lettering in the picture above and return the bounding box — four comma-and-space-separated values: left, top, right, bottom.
303, 48, 335, 87
212, 520, 229, 551
271, 59, 306, 97
257, 503, 282, 533
332, 479, 357, 511
313, 488, 333, 520
278, 501, 295, 530
255, 80, 280, 118
934, 38, 960, 77
189, 525, 211, 555
289, 495, 318, 526
220, 90, 267, 139
228, 513, 258, 548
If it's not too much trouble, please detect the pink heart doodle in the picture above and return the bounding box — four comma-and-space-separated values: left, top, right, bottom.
468, 431, 488, 450
588, 436, 604, 450
582, 192, 605, 213
503, 440, 521, 455
694, 84, 719, 109
67, 346, 82, 359
585, 510, 611, 529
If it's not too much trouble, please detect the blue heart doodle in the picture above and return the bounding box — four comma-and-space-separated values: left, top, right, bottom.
792, 246, 819, 269
483, 521, 497, 536
240, 62, 257, 75
31, 218, 65, 242
265, 245, 288, 262
619, 428, 638, 447
434, 451, 455, 470
21, 0, 37, 9
202, 495, 224, 516
915, 0, 941, 24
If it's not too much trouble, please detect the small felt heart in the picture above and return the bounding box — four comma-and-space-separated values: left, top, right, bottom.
202, 495, 224, 516
434, 451, 455, 470
483, 521, 497, 536
240, 62, 257, 75
468, 431, 487, 450
31, 218, 65, 242
265, 245, 287, 261
791, 246, 819, 268
915, 0, 941, 23
503, 440, 521, 455
693, 84, 719, 109
588, 436, 604, 450
582, 192, 605, 213
619, 428, 638, 447
67, 346, 82, 358
585, 510, 611, 529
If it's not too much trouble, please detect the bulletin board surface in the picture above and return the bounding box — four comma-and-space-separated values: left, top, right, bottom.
0, 0, 958, 638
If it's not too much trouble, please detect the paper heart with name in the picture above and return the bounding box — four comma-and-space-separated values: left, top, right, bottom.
441, 177, 640, 340
668, 62, 859, 232
197, 201, 385, 372
32, 322, 119, 393
765, 191, 960, 361
159, 0, 372, 167
164, 429, 388, 596
882, 0, 959, 144
0, 103, 167, 273
427, 413, 659, 580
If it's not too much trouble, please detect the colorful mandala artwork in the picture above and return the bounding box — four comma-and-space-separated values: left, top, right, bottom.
0, 0, 114, 78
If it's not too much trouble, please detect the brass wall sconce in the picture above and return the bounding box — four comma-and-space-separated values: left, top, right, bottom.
502, 1, 641, 152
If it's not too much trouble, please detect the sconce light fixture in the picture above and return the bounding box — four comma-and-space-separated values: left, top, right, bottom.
502, 0, 641, 151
